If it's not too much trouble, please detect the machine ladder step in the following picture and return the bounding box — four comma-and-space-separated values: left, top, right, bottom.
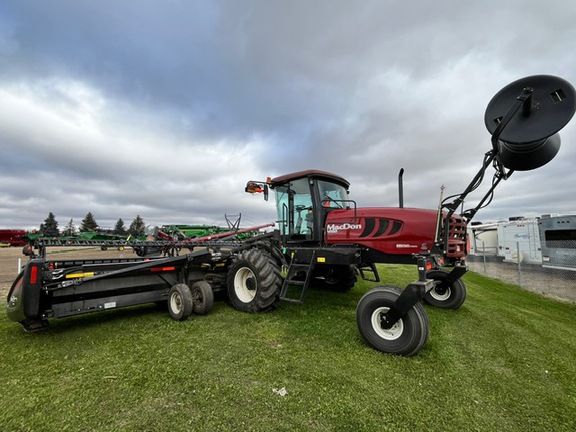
358, 262, 380, 282
279, 251, 316, 303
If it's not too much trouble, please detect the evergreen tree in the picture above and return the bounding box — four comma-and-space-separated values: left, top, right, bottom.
40, 212, 59, 237
128, 215, 146, 237
80, 212, 98, 232
62, 218, 76, 237
114, 218, 127, 236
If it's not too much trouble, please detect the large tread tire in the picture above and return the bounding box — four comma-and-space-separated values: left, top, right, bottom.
168, 283, 194, 321
424, 269, 467, 309
227, 248, 282, 313
312, 265, 357, 292
356, 285, 430, 357
191, 281, 214, 315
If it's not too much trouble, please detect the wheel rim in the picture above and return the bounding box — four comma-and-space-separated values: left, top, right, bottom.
325, 268, 341, 285
371, 306, 404, 340
234, 267, 257, 303
192, 290, 203, 308
170, 291, 183, 313
430, 284, 451, 301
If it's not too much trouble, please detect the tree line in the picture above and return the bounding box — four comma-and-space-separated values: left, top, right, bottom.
39, 212, 147, 238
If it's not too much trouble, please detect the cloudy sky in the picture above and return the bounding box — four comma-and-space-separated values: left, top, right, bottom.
1, 0, 575, 231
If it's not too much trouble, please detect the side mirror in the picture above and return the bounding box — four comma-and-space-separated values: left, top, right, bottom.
245, 181, 269, 201
485, 75, 576, 171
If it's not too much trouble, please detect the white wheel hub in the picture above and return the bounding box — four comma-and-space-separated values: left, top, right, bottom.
170, 292, 182, 313
234, 267, 257, 303
430, 284, 451, 301
371, 306, 404, 340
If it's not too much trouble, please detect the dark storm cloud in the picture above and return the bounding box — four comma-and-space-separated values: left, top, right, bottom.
0, 0, 575, 229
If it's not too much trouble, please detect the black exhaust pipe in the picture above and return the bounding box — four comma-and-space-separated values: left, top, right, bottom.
398, 168, 404, 208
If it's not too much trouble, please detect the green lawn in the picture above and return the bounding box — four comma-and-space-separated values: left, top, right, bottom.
1, 265, 575, 431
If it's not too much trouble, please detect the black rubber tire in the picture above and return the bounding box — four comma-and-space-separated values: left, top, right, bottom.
423, 269, 467, 309
312, 265, 357, 292
356, 285, 430, 356
227, 248, 282, 313
168, 283, 194, 321
191, 281, 214, 315
155, 300, 168, 311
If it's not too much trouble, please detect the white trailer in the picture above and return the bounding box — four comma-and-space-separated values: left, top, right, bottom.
467, 222, 499, 256
496, 218, 542, 265
539, 214, 576, 271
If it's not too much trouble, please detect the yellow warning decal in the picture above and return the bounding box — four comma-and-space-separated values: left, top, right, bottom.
65, 272, 95, 279
316, 257, 326, 263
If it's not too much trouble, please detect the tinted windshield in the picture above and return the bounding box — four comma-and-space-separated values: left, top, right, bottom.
318, 180, 349, 208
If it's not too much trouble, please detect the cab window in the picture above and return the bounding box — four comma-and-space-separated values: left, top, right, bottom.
318, 180, 349, 208
275, 178, 314, 237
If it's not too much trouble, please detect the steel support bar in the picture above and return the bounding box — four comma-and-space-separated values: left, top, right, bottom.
380, 257, 433, 329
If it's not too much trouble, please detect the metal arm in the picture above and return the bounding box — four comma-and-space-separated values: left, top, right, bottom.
443, 87, 532, 220
437, 87, 534, 249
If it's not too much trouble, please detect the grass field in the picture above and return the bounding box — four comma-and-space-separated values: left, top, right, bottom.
1, 265, 575, 431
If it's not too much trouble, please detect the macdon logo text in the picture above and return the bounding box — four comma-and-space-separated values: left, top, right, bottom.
327, 223, 362, 233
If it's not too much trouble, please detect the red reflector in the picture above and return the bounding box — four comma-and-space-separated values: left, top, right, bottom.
30, 266, 38, 284
150, 266, 176, 272
426, 262, 433, 271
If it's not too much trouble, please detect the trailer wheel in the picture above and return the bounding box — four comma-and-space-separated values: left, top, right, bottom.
424, 270, 467, 309
356, 285, 429, 356
191, 281, 214, 315
313, 265, 357, 292
168, 283, 194, 321
227, 248, 282, 313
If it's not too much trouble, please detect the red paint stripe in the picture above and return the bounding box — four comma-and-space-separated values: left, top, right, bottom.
150, 266, 176, 272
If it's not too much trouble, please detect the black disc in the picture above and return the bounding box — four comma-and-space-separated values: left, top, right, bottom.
485, 75, 576, 144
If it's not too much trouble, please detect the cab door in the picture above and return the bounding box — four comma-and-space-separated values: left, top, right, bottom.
275, 177, 316, 243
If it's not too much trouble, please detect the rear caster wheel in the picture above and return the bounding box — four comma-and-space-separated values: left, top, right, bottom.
424, 270, 467, 309
356, 285, 429, 356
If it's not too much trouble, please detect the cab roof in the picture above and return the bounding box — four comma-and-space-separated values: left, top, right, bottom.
269, 169, 350, 189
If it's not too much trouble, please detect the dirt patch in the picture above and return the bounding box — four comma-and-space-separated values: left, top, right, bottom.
0, 246, 137, 298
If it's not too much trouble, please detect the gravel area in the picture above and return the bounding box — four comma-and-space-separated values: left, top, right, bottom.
0, 246, 135, 298
467, 257, 576, 302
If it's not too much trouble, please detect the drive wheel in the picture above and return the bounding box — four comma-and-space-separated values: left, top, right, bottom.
356, 285, 429, 356
424, 269, 467, 309
227, 248, 282, 313
313, 265, 357, 292
191, 281, 214, 315
168, 283, 194, 321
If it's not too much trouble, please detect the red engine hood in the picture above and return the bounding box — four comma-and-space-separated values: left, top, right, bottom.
325, 207, 440, 256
